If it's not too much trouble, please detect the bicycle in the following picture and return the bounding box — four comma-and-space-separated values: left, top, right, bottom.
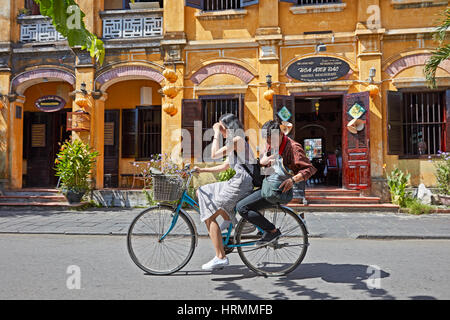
127, 164, 309, 277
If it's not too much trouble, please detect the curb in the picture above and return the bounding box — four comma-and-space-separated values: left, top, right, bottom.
356, 235, 450, 240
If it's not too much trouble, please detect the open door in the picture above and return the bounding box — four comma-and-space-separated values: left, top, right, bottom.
104, 110, 120, 188
273, 94, 295, 138
342, 91, 370, 190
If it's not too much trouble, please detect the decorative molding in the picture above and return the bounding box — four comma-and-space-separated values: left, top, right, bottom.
286, 80, 354, 93
195, 85, 248, 95
289, 3, 346, 14
190, 62, 255, 85
195, 9, 247, 21
390, 0, 448, 9
11, 68, 75, 94
385, 53, 450, 77
95, 65, 164, 90
393, 77, 450, 89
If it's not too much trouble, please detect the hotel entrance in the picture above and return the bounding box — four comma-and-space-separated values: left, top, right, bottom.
294, 96, 343, 187
273, 91, 371, 190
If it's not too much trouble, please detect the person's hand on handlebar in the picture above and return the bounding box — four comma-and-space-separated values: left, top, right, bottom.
192, 166, 202, 174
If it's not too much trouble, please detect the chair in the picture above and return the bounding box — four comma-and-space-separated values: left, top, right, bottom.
326, 153, 340, 186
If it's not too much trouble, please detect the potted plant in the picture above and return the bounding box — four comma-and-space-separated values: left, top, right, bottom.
129, 0, 160, 10
55, 140, 99, 204
18, 8, 31, 17
432, 151, 450, 206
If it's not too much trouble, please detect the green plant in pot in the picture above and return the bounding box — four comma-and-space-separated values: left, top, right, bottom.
55, 139, 99, 204
433, 151, 450, 206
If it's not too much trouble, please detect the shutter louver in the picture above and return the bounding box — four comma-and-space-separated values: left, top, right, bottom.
387, 90, 403, 155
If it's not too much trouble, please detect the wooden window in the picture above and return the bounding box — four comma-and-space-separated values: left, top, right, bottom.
122, 109, 138, 158
387, 90, 448, 156
181, 95, 244, 160
186, 0, 258, 11
137, 106, 161, 160
25, 0, 41, 15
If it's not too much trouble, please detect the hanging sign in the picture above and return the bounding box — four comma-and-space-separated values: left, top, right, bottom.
287, 57, 351, 82
35, 95, 66, 112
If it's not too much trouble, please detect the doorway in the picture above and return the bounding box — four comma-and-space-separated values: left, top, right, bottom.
23, 110, 71, 188
294, 97, 343, 187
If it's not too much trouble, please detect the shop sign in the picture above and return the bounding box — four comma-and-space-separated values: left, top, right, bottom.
35, 95, 66, 112
287, 57, 351, 82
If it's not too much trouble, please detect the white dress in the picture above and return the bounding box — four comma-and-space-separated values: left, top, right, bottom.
197, 141, 255, 225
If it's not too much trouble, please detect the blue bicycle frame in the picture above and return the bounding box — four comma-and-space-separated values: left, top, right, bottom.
159, 187, 264, 248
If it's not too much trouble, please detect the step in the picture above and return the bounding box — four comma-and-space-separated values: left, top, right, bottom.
305, 188, 361, 197
0, 195, 66, 203
3, 189, 60, 197
287, 203, 400, 213
0, 201, 88, 211
303, 196, 381, 204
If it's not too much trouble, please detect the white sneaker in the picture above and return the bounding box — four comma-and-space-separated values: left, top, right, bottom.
220, 220, 232, 231
201, 256, 229, 271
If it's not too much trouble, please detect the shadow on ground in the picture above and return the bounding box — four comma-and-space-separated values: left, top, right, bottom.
208, 262, 397, 300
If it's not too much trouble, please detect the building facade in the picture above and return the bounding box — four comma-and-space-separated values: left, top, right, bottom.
0, 0, 449, 198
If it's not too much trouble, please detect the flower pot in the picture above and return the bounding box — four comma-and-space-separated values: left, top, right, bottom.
64, 189, 86, 204
438, 194, 450, 206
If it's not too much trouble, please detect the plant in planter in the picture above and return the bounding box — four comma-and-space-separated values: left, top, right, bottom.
55, 140, 99, 204
385, 167, 411, 208
432, 151, 450, 206
18, 8, 31, 17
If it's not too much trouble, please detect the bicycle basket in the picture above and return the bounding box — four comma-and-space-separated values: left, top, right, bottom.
152, 174, 184, 201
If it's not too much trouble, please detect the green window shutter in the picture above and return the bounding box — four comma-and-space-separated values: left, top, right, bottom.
387, 90, 403, 155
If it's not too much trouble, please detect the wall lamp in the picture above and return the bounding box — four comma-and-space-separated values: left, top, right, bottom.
266, 74, 272, 89
315, 43, 327, 54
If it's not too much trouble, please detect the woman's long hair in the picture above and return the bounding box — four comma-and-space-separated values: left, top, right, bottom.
219, 113, 249, 163
219, 113, 245, 141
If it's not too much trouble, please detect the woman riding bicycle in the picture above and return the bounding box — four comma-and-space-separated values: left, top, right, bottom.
193, 113, 255, 271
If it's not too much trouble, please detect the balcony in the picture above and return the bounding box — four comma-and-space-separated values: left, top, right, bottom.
18, 15, 66, 43
100, 9, 163, 40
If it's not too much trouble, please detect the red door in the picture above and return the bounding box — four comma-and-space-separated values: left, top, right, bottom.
342, 92, 370, 190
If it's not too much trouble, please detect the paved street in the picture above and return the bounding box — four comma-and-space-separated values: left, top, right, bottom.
0, 234, 449, 300
1, 207, 450, 239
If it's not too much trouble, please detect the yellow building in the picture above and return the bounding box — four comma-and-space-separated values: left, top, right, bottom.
0, 0, 449, 200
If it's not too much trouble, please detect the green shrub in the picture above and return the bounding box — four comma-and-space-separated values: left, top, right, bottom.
433, 151, 450, 196
405, 197, 435, 215
386, 167, 411, 207
54, 139, 99, 193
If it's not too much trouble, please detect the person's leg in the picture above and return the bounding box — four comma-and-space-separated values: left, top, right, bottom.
236, 189, 276, 232
204, 209, 227, 259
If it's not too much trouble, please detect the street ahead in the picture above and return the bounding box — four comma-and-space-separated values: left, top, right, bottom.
0, 234, 449, 300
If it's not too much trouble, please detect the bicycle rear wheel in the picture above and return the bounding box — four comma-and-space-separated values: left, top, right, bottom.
235, 206, 308, 277
127, 204, 196, 275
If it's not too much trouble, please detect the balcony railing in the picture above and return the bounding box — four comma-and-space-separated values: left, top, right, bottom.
100, 9, 163, 39
18, 15, 66, 43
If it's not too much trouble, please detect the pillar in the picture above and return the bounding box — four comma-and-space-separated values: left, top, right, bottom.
92, 92, 107, 189
8, 95, 25, 189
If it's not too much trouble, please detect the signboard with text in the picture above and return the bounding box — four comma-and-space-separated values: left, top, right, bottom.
35, 95, 66, 113
287, 57, 351, 82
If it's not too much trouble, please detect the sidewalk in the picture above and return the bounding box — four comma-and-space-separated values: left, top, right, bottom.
0, 207, 449, 239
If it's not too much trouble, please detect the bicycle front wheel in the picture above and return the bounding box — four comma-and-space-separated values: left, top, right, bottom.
235, 206, 308, 277
127, 204, 196, 275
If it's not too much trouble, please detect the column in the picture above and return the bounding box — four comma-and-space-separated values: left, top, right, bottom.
8, 95, 25, 189
92, 92, 107, 189
0, 70, 11, 183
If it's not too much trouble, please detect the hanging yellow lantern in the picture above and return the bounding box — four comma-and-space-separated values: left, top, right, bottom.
75, 95, 91, 108
162, 69, 178, 83
163, 103, 177, 117
162, 85, 178, 99
263, 89, 275, 101
367, 84, 379, 98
